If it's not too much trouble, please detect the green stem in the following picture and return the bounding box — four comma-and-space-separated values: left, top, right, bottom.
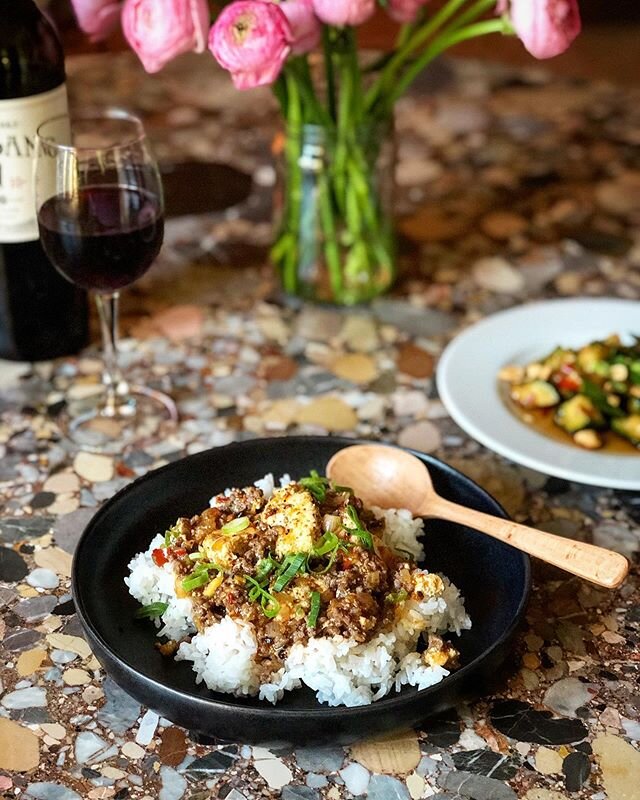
346, 27, 363, 120
397, 22, 415, 50
333, 47, 352, 207
389, 19, 507, 104
294, 57, 332, 126
282, 69, 303, 294
272, 74, 288, 118
322, 26, 337, 122
365, 0, 472, 110
319, 173, 343, 299
450, 0, 499, 30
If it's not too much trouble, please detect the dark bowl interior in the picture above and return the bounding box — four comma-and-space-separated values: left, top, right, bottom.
73, 436, 530, 744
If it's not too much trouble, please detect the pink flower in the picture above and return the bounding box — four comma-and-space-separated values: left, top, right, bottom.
278, 0, 321, 55
122, 0, 210, 73
209, 2, 292, 90
70, 0, 122, 42
311, 0, 375, 27
387, 0, 429, 24
504, 0, 581, 59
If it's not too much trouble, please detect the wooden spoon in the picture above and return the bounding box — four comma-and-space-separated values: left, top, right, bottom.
326, 444, 629, 589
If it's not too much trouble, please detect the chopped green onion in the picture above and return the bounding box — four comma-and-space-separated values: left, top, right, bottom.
355, 529, 373, 549
221, 516, 251, 535
385, 590, 408, 604
313, 531, 340, 557
345, 505, 374, 550
182, 571, 212, 593
299, 469, 329, 502
308, 532, 350, 574
199, 561, 223, 572
261, 593, 280, 619
313, 550, 340, 575
273, 553, 306, 592
345, 505, 361, 528
135, 602, 169, 619
300, 470, 352, 502
188, 552, 204, 560
307, 591, 321, 628
245, 575, 280, 618
255, 556, 278, 583
163, 524, 181, 548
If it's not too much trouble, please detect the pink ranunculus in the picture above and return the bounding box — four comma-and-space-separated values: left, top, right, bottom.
279, 0, 321, 55
311, 0, 375, 27
122, 0, 210, 73
505, 0, 581, 59
70, 0, 122, 42
387, 0, 429, 24
209, 1, 292, 90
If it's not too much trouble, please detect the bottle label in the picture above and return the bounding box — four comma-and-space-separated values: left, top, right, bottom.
0, 84, 68, 243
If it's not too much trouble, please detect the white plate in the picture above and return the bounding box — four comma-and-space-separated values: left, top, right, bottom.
436, 298, 640, 489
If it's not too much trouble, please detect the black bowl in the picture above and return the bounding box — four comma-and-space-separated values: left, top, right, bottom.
73, 436, 530, 744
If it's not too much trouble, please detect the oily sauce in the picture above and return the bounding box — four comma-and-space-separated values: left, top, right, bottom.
499, 383, 640, 456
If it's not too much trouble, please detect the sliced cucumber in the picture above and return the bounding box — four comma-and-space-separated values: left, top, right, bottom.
577, 342, 609, 374
510, 380, 560, 410
628, 397, 640, 415
554, 395, 604, 434
612, 414, 640, 446
543, 347, 575, 372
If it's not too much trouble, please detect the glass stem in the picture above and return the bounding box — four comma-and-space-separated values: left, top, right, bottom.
95, 292, 128, 417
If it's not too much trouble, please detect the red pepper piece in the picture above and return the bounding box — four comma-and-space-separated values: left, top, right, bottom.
152, 548, 168, 567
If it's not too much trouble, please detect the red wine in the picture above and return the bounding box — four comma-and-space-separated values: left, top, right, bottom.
38, 186, 164, 293
0, 0, 88, 361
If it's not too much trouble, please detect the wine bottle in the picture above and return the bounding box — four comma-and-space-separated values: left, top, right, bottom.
0, 0, 88, 361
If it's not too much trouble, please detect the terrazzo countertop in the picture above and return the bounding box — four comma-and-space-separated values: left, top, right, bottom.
1, 51, 639, 800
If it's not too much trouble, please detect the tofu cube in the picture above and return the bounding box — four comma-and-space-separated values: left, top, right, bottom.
262, 485, 321, 558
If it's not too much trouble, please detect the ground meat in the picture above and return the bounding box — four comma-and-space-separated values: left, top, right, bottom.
164, 482, 418, 679
211, 487, 265, 517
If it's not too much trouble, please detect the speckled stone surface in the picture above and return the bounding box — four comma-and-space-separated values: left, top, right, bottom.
0, 51, 639, 799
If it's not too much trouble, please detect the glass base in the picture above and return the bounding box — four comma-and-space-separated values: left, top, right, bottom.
62, 385, 178, 454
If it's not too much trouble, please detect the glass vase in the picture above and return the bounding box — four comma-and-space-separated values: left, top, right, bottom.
272, 121, 396, 306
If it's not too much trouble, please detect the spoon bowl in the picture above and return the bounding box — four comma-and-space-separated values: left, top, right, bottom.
327, 444, 629, 589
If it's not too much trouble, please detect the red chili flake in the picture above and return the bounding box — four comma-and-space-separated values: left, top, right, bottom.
170, 547, 187, 559
152, 548, 168, 567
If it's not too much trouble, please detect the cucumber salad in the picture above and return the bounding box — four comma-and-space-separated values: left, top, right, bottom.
499, 334, 640, 451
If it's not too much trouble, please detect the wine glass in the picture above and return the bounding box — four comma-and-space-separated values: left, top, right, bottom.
35, 109, 177, 452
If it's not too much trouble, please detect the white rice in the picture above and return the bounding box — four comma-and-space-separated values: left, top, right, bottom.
125, 534, 195, 642
126, 474, 471, 707
374, 506, 426, 562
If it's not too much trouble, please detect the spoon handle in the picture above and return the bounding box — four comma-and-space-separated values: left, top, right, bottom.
423, 496, 629, 589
